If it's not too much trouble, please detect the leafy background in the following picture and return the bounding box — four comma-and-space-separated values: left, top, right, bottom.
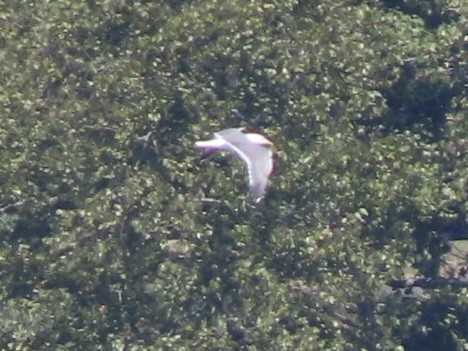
0, 0, 467, 350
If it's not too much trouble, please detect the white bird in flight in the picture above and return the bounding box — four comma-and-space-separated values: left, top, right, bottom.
195, 128, 274, 203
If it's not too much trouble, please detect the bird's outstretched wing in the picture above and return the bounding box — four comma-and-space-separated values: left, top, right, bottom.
215, 129, 273, 202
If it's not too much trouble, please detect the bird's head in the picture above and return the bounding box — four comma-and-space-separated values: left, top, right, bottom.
244, 132, 274, 148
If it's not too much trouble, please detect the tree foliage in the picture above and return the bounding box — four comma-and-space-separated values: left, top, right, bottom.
1, 0, 467, 350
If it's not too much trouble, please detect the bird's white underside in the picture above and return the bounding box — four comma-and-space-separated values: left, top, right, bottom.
195, 128, 273, 202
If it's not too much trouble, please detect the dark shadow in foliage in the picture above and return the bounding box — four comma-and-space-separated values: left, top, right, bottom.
239, 52, 291, 125
12, 213, 50, 247
131, 130, 161, 172
448, 38, 468, 99
413, 227, 449, 278
103, 13, 131, 47
268, 245, 321, 281
42, 78, 62, 99
190, 204, 248, 328
159, 92, 194, 146
360, 201, 417, 251
381, 0, 460, 28
380, 60, 453, 140
175, 46, 192, 74
164, 0, 193, 11
413, 215, 467, 277
131, 92, 198, 192
199, 53, 235, 101
1, 214, 48, 299
4, 259, 43, 299
440, 219, 468, 241
403, 302, 467, 351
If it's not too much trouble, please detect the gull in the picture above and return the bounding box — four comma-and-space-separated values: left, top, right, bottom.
195, 127, 274, 203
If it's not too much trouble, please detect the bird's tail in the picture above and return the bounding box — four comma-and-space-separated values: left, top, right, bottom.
194, 139, 226, 153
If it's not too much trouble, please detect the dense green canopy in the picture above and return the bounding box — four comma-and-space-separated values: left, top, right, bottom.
1, 0, 467, 350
